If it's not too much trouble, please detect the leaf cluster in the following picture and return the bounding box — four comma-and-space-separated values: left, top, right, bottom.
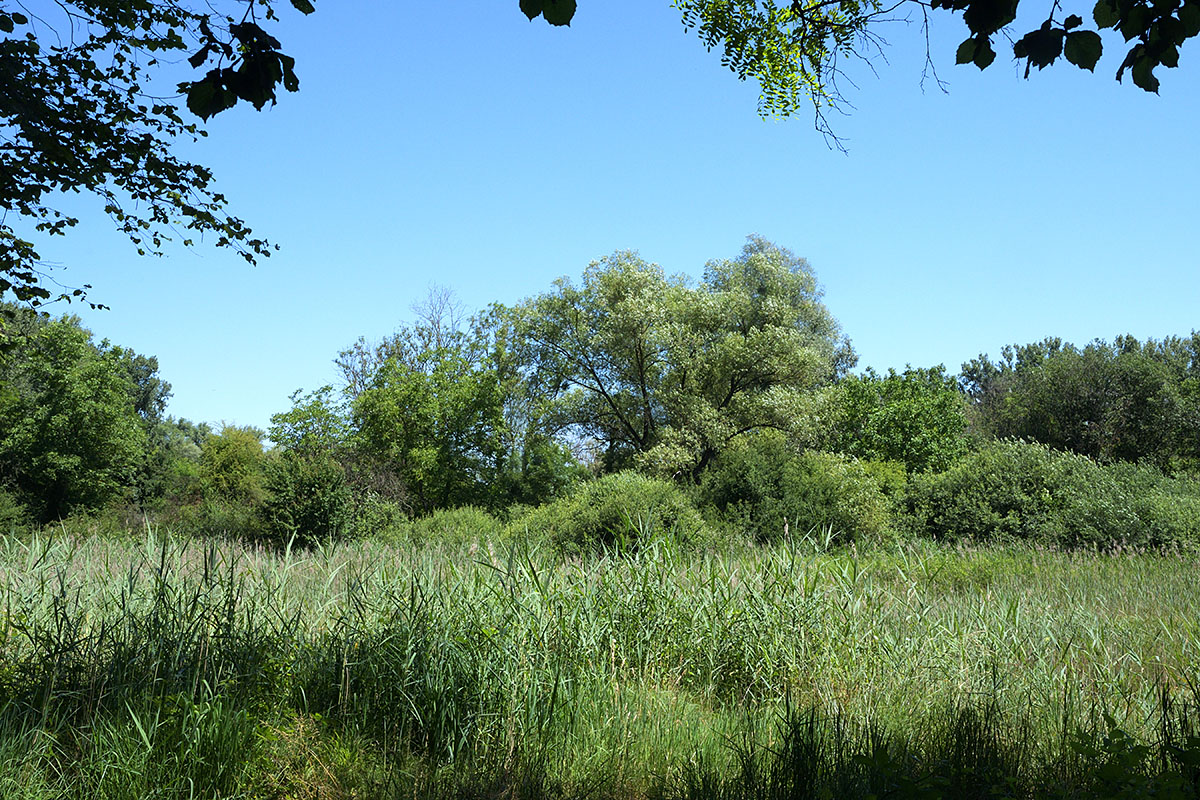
0, 0, 313, 305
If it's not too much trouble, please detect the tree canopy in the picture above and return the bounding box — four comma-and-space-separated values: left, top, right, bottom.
0, 307, 150, 520
508, 236, 854, 479
529, 0, 1196, 136
961, 334, 1200, 469
0, 0, 313, 306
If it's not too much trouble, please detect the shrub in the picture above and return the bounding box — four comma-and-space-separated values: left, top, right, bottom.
259, 453, 352, 547
170, 498, 262, 539
0, 489, 31, 533
403, 505, 506, 546
696, 431, 892, 544
347, 493, 409, 540
512, 471, 710, 554
904, 440, 1200, 548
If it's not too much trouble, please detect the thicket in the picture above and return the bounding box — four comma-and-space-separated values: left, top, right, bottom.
2, 239, 1198, 551
907, 440, 1200, 547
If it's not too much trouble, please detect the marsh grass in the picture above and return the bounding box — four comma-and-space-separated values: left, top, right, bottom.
0, 531, 1197, 797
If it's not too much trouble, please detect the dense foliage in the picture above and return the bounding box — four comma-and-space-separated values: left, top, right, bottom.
697, 430, 892, 543
509, 237, 854, 478
906, 439, 1200, 547
963, 334, 1200, 469
823, 365, 971, 474
1, 241, 1197, 553
0, 309, 150, 521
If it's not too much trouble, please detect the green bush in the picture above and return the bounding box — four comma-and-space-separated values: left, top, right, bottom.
1106, 462, 1200, 546
259, 453, 352, 547
170, 498, 262, 539
0, 489, 31, 534
347, 493, 409, 540
512, 471, 710, 554
697, 431, 892, 544
403, 505, 506, 546
904, 440, 1200, 548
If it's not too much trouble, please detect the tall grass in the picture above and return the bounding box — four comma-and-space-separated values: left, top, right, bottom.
0, 531, 1197, 797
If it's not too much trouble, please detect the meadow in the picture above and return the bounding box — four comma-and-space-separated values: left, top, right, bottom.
0, 529, 1197, 799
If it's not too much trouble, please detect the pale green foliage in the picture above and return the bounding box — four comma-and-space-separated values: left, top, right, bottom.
401, 505, 506, 546
673, 0, 883, 126
512, 470, 712, 552
511, 236, 853, 478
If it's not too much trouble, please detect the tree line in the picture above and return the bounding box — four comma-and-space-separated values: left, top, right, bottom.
1, 236, 1197, 547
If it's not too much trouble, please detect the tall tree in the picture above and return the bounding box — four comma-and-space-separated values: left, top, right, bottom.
961, 334, 1198, 467
352, 340, 508, 514
510, 236, 854, 479
0, 309, 146, 520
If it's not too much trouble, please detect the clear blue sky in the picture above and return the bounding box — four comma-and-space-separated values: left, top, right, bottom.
37, 1, 1200, 432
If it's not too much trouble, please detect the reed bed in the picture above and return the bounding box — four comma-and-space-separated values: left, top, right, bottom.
0, 532, 1197, 798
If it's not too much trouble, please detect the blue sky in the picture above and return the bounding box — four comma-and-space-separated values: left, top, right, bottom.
36, 1, 1200, 432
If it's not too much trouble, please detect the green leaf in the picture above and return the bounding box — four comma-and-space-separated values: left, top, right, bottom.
1121, 5, 1151, 41
1094, 0, 1121, 29
519, 0, 544, 21
974, 37, 997, 68
1064, 30, 1103, 70
1180, 3, 1200, 38
187, 44, 211, 68
1015, 24, 1064, 69
1131, 55, 1160, 91
289, 0, 316, 13
956, 37, 978, 64
10, 12, 27, 25
0, 15, 12, 34
541, 0, 577, 25
184, 79, 216, 119
1064, 14, 1084, 29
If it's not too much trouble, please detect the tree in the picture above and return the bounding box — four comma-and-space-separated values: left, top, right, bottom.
260, 385, 351, 544
199, 424, 268, 504
825, 365, 970, 474
961, 335, 1197, 467
352, 340, 508, 515
338, 289, 581, 512
509, 236, 854, 479
0, 308, 146, 520
0, 0, 314, 305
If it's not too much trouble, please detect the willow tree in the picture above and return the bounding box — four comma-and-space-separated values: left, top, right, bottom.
510, 236, 854, 478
